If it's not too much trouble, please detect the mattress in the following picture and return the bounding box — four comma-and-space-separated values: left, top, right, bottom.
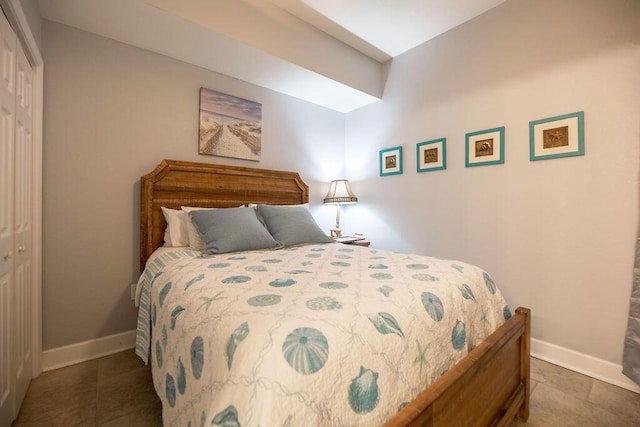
135, 243, 511, 426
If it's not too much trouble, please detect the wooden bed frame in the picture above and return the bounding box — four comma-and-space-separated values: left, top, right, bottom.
140, 159, 310, 271
140, 159, 530, 426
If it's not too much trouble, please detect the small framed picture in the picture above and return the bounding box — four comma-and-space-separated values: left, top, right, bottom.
529, 111, 584, 161
465, 126, 505, 167
416, 138, 446, 172
379, 146, 403, 176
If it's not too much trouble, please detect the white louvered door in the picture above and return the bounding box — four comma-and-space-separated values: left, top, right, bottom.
0, 9, 33, 426
0, 10, 16, 426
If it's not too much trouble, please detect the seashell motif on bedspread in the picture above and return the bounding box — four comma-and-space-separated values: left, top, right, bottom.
421, 292, 444, 322
190, 336, 204, 380
451, 320, 467, 351
458, 284, 476, 302
306, 296, 342, 311
136, 243, 511, 426
212, 405, 241, 427
377, 285, 394, 297
349, 366, 380, 414
222, 275, 251, 284
225, 322, 249, 370
483, 272, 497, 294
319, 281, 348, 289
246, 294, 281, 307
177, 357, 186, 394
184, 273, 205, 290
282, 327, 329, 375
158, 282, 172, 307
169, 306, 185, 330
367, 312, 404, 337
165, 373, 176, 408
269, 278, 296, 287
504, 305, 512, 320
406, 263, 429, 270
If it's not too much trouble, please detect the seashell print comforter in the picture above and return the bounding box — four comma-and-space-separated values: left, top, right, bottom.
135, 243, 511, 426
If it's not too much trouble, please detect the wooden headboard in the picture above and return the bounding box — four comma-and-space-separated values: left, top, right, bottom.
140, 159, 309, 270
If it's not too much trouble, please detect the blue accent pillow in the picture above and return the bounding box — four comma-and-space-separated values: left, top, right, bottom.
256, 204, 333, 247
189, 207, 280, 254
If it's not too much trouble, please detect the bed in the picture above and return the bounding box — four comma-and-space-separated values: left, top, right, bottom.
135, 159, 530, 426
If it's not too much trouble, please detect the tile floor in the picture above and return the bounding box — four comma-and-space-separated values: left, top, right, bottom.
12, 350, 161, 427
512, 358, 640, 426
11, 350, 640, 426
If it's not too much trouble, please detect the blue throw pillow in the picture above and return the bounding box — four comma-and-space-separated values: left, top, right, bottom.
256, 204, 333, 247
189, 207, 280, 254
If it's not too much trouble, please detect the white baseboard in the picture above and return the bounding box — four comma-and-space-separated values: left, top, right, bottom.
41, 330, 137, 372
38, 332, 640, 394
532, 338, 640, 394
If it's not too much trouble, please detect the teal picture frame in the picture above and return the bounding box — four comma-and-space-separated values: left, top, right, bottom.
529, 111, 584, 161
465, 126, 505, 167
416, 138, 446, 172
379, 146, 403, 176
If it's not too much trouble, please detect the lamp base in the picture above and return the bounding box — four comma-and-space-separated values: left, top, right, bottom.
330, 229, 342, 238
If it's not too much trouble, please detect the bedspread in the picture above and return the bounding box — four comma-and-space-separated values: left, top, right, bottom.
135, 243, 511, 426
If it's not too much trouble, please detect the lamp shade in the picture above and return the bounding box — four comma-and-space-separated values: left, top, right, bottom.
323, 180, 358, 204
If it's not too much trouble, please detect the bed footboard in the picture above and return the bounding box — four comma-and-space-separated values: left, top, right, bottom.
386, 307, 531, 426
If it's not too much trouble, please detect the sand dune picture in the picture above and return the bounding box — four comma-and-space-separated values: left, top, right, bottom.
199, 87, 262, 161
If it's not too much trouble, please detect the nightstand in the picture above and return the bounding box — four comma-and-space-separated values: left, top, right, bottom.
342, 240, 370, 247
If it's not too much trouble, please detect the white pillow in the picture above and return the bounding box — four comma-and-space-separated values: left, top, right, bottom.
181, 206, 220, 251
161, 207, 190, 247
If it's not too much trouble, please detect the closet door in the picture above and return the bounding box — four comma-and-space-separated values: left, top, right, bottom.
0, 10, 16, 427
13, 41, 32, 409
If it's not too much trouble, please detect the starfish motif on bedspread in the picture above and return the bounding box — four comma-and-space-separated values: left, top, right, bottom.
197, 291, 226, 312
480, 307, 490, 324
414, 340, 430, 377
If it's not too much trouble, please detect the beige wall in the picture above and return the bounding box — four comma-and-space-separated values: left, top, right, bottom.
41, 21, 345, 350
345, 0, 640, 365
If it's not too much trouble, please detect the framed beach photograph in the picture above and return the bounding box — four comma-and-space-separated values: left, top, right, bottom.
529, 111, 584, 161
465, 126, 505, 167
379, 146, 403, 176
199, 87, 262, 161
416, 138, 446, 172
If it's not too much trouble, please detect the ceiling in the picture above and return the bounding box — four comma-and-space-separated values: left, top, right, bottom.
38, 0, 505, 112
266, 0, 505, 61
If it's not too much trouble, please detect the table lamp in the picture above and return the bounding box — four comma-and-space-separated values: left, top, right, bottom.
323, 179, 358, 238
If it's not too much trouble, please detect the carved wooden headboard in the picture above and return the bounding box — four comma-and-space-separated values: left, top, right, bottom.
140, 159, 309, 270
